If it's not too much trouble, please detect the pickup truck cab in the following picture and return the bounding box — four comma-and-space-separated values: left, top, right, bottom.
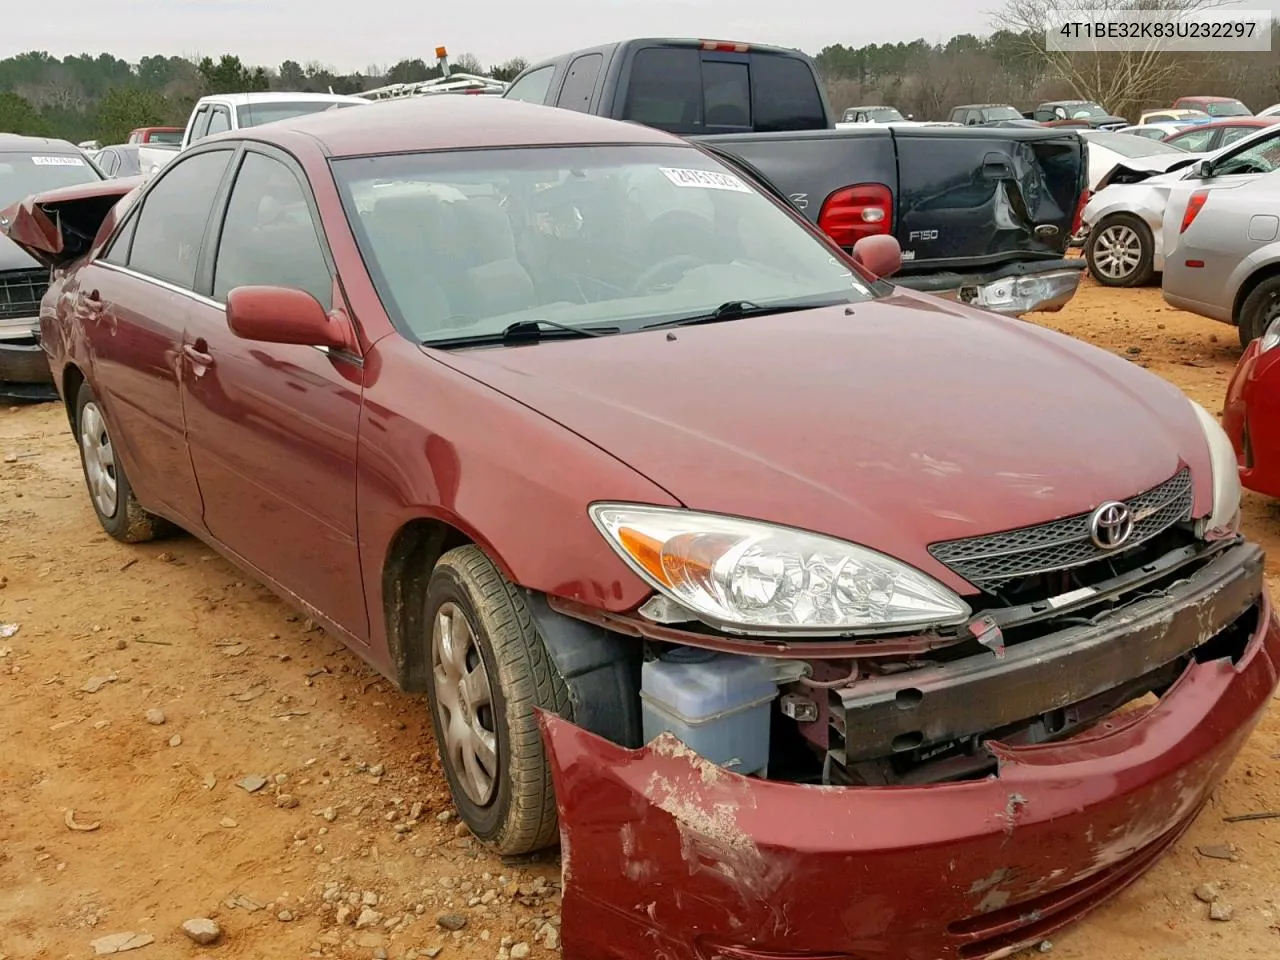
1032, 100, 1127, 130
505, 39, 1088, 315
948, 103, 1025, 125
137, 92, 369, 178
126, 126, 183, 145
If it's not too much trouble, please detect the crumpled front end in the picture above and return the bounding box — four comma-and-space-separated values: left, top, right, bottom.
895, 259, 1084, 315
538, 543, 1279, 960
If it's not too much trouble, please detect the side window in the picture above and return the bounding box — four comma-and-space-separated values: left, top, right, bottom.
702, 59, 751, 128
206, 107, 232, 137
1171, 128, 1215, 152
1214, 130, 1280, 175
188, 106, 213, 143
621, 47, 702, 130
102, 208, 140, 266
556, 54, 602, 113
126, 149, 232, 289
212, 151, 332, 308
750, 54, 826, 132
505, 65, 555, 105
1218, 126, 1253, 147
965, 111, 980, 125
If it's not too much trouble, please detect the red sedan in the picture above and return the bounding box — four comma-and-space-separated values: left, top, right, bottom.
1163, 115, 1280, 151
1224, 324, 1280, 497
4, 95, 1277, 960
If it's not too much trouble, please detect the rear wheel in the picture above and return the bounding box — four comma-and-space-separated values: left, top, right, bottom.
423, 545, 569, 856
1085, 214, 1155, 287
1236, 276, 1280, 348
74, 381, 170, 543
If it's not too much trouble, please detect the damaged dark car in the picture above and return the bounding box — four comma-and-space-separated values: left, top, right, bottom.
4, 94, 1277, 960
0, 134, 104, 401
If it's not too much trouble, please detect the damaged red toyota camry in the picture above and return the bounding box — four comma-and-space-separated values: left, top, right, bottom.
5, 95, 1276, 960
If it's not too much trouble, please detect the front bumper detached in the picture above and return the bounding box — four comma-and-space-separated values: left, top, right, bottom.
0, 324, 56, 402
539, 540, 1279, 960
897, 258, 1085, 315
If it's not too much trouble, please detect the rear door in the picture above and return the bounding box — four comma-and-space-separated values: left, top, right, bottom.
890, 126, 1086, 269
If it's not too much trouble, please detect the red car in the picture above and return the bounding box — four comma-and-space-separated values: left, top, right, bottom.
4, 95, 1277, 960
1163, 115, 1279, 152
1224, 324, 1280, 497
1172, 95, 1253, 118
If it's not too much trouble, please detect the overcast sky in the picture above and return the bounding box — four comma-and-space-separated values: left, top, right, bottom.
4, 0, 1280, 71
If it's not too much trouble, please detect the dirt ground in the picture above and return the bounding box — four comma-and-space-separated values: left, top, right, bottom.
3, 276, 1280, 960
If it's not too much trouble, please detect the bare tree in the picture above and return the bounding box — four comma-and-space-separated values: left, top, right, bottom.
993, 0, 1236, 115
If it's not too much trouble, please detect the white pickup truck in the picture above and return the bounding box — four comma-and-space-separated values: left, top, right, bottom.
137, 91, 369, 177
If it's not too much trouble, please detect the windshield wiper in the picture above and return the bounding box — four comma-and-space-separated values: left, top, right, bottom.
643, 297, 851, 330
423, 318, 620, 349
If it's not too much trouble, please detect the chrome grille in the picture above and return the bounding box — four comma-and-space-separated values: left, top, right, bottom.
0, 269, 49, 322
928, 467, 1194, 590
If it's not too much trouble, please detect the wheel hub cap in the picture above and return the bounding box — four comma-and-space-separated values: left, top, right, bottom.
431, 601, 498, 806
1094, 224, 1142, 279
79, 401, 119, 518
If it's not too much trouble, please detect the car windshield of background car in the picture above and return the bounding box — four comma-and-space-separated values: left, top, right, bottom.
0, 151, 101, 203
332, 143, 878, 345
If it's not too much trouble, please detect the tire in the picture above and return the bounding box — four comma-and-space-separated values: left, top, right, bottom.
1085, 213, 1155, 287
73, 381, 171, 543
423, 545, 569, 856
1236, 276, 1280, 348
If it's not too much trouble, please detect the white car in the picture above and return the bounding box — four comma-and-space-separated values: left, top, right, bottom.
1080, 123, 1280, 286
1116, 121, 1202, 143
1078, 130, 1189, 192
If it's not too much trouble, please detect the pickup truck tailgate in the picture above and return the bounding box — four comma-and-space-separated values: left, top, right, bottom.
889, 126, 1085, 272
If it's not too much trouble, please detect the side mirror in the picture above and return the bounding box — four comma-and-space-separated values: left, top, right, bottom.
851, 234, 902, 278
1188, 158, 1214, 179
226, 286, 352, 351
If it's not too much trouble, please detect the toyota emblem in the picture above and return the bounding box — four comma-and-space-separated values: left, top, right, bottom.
1089, 501, 1134, 550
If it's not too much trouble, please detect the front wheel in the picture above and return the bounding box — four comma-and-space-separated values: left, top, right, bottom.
423, 545, 569, 856
1085, 214, 1155, 287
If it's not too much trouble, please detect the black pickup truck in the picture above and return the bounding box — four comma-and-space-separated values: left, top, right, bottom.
504, 38, 1089, 314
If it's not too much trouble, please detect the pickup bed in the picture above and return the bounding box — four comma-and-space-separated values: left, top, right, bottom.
504, 38, 1088, 314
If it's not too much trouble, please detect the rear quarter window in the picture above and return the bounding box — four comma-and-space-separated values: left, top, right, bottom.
749, 54, 825, 131
556, 54, 602, 112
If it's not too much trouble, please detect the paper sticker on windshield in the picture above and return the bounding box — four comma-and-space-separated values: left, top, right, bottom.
660, 167, 750, 193
31, 155, 85, 166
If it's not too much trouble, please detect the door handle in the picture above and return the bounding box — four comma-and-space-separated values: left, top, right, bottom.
182, 343, 214, 366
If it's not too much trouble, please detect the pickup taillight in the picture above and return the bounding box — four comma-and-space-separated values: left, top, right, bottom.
817, 183, 892, 248
1072, 190, 1090, 238
1180, 189, 1210, 234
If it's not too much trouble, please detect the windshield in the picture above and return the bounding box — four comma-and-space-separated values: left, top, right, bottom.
0, 151, 101, 204
868, 107, 904, 122
236, 100, 364, 128
1066, 103, 1108, 118
1085, 132, 1184, 157
983, 106, 1022, 121
148, 129, 183, 145
332, 144, 876, 345
1208, 100, 1251, 117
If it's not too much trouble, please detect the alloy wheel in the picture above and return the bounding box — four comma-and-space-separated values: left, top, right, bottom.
1092, 223, 1143, 280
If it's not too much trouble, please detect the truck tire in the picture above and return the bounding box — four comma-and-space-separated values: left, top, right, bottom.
1085, 214, 1155, 287
423, 545, 570, 856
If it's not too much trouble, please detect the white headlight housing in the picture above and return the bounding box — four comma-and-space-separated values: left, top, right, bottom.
1187, 399, 1242, 540
589, 503, 971, 636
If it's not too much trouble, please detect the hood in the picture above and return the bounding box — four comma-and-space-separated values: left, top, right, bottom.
0, 177, 142, 269
0, 232, 40, 272
433, 293, 1210, 590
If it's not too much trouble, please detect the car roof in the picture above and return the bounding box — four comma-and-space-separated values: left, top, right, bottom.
0, 133, 84, 153
1177, 95, 1243, 102
954, 103, 1014, 109
243, 94, 685, 158
199, 91, 369, 106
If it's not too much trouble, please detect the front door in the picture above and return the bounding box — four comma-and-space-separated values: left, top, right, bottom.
84, 147, 237, 525
179, 146, 368, 638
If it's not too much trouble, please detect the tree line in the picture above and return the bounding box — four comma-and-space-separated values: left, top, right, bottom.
4, 0, 1280, 145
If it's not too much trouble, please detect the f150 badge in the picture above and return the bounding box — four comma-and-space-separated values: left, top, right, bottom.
908, 229, 938, 241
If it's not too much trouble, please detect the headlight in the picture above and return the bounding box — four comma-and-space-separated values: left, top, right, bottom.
589, 503, 971, 635
1187, 399, 1242, 539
